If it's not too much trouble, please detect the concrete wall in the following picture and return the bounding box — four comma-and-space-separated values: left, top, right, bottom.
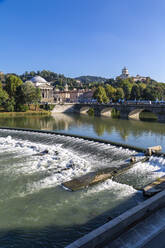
66, 190, 165, 248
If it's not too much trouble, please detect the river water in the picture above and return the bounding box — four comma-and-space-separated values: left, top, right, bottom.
0, 114, 165, 247
0, 113, 165, 151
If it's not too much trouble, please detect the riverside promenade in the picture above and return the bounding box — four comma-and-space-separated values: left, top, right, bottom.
104, 206, 165, 248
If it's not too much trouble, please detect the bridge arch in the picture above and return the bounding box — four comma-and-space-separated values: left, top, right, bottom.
80, 106, 90, 114
128, 109, 158, 121
128, 109, 144, 120
139, 110, 158, 121
100, 107, 113, 117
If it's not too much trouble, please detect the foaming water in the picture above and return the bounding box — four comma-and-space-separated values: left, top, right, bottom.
87, 179, 137, 197
0, 129, 164, 247
115, 155, 165, 189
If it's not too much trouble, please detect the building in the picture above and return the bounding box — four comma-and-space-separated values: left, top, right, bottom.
53, 89, 83, 103
133, 74, 147, 82
119, 67, 147, 82
29, 76, 54, 103
119, 67, 130, 79
29, 75, 93, 104
53, 88, 93, 104
78, 90, 94, 103
54, 88, 71, 103
64, 83, 69, 91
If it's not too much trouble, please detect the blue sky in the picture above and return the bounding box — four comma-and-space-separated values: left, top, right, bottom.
0, 0, 165, 81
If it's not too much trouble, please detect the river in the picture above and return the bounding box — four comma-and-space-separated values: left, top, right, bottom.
0, 113, 164, 247
0, 113, 164, 151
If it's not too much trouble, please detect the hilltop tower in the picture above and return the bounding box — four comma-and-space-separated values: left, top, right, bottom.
64, 83, 69, 91
120, 67, 130, 79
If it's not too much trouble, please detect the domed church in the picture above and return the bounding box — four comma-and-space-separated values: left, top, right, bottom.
30, 76, 47, 84
30, 76, 54, 103
120, 67, 130, 79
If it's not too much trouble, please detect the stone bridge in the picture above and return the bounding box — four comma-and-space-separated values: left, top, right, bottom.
52, 103, 165, 122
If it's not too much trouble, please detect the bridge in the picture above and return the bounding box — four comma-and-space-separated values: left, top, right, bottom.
52, 103, 165, 122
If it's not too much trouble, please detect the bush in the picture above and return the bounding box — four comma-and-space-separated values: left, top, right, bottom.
4, 98, 15, 112
16, 104, 29, 112
4, 102, 15, 112
87, 108, 94, 116
40, 104, 55, 111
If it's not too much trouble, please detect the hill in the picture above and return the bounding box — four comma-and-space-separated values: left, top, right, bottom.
75, 75, 108, 84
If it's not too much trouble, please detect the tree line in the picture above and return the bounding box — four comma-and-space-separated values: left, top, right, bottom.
93, 77, 165, 103
19, 70, 165, 103
20, 70, 83, 91
0, 75, 41, 112
1, 70, 165, 111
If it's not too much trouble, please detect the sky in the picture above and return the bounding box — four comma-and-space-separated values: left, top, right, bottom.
0, 0, 165, 81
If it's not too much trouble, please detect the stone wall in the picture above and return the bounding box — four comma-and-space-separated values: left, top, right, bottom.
51, 104, 76, 113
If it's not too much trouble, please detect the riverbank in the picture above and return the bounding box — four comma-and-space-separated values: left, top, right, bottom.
0, 110, 51, 116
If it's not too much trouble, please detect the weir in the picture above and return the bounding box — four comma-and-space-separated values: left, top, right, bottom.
0, 126, 149, 152
0, 127, 164, 247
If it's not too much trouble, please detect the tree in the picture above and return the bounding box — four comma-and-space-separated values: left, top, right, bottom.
0, 82, 9, 106
105, 85, 116, 101
34, 87, 41, 109
138, 83, 147, 98
93, 86, 109, 103
130, 85, 141, 100
4, 97, 15, 112
20, 81, 41, 106
115, 88, 124, 101
5, 75, 23, 98
122, 82, 132, 100
142, 86, 159, 100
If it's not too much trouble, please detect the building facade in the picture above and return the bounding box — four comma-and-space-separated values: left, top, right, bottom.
53, 88, 93, 103
133, 74, 147, 82
119, 67, 147, 82
119, 67, 130, 79
30, 76, 54, 103
30, 75, 93, 104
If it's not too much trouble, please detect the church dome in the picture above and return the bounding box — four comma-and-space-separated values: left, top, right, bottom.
30, 76, 47, 84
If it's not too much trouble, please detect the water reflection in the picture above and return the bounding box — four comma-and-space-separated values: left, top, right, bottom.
0, 113, 165, 150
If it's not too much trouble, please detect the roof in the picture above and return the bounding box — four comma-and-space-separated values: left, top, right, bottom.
30, 76, 47, 83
